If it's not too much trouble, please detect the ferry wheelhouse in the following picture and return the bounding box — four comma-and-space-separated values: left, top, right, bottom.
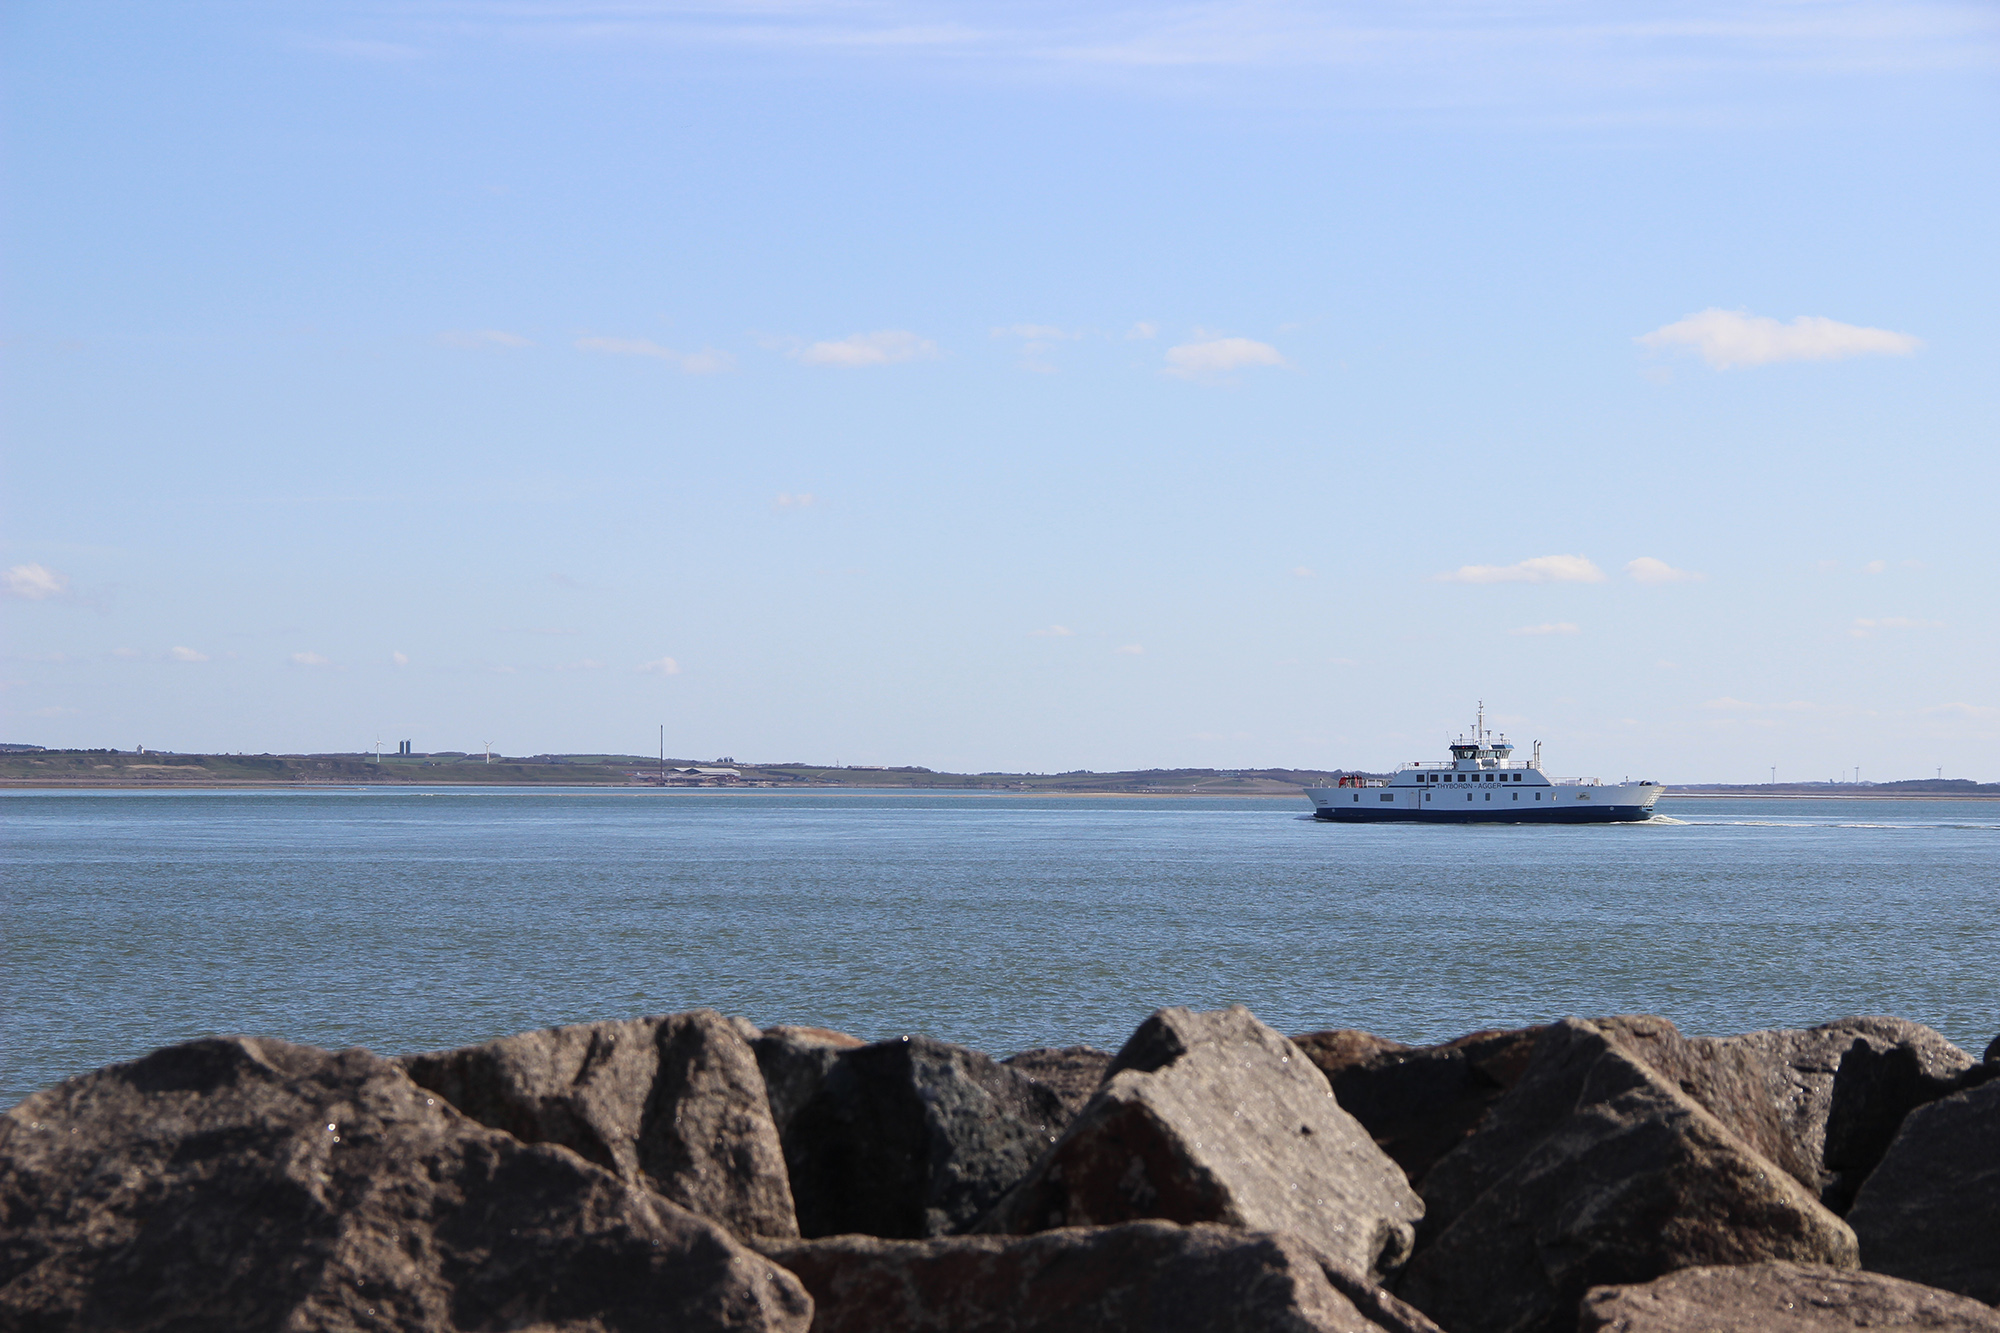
1305, 710, 1663, 824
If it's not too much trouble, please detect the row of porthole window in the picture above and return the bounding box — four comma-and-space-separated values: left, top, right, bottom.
1423, 791, 1545, 801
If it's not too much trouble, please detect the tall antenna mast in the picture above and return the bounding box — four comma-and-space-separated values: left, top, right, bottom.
1477, 700, 1484, 740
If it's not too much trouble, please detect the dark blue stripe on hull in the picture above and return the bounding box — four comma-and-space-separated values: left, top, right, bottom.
1311, 806, 1656, 825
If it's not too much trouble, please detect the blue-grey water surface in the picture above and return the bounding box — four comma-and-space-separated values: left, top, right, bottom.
4, 789, 1996, 1106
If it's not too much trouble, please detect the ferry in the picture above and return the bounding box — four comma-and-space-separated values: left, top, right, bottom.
1305, 708, 1663, 824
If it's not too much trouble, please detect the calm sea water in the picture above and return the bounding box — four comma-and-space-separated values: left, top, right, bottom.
4, 789, 1996, 1106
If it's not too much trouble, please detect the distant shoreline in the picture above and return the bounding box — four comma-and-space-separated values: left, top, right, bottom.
3, 782, 1994, 801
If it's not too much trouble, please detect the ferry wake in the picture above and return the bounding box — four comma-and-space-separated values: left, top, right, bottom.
1305, 708, 1663, 824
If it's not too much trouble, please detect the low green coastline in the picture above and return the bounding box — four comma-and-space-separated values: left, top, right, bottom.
3, 748, 1993, 796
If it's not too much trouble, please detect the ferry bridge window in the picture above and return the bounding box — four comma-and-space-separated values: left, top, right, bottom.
1380, 793, 1395, 802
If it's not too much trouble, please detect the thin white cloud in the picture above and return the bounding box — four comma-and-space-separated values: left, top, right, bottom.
557, 659, 608, 671
291, 652, 331, 666
1851, 617, 1945, 637
168, 646, 209, 662
111, 647, 139, 659
405, 3, 1990, 126
1508, 622, 1580, 636
1702, 697, 1758, 711
796, 330, 939, 367
1163, 337, 1288, 380
439, 329, 532, 349
393, 651, 410, 666
1029, 625, 1076, 637
3, 563, 69, 600
1434, 555, 1607, 585
994, 324, 1081, 372
1125, 322, 1158, 340
1625, 557, 1705, 585
678, 349, 735, 374
638, 656, 681, 675
1863, 560, 1888, 574
774, 492, 818, 509
1924, 702, 1999, 720
577, 336, 735, 374
1637, 309, 1921, 370
1116, 643, 1145, 655
1290, 566, 1315, 578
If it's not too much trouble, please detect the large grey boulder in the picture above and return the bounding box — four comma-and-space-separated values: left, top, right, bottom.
1578, 1262, 2000, 1332
0, 1036, 812, 1332
1619, 1015, 1972, 1213
1001, 1045, 1114, 1119
752, 1024, 864, 1140
784, 1035, 1069, 1239
1295, 1025, 1543, 1186
402, 1009, 799, 1238
1398, 1018, 1858, 1333
1846, 1076, 2000, 1305
980, 1006, 1424, 1285
756, 1222, 1445, 1333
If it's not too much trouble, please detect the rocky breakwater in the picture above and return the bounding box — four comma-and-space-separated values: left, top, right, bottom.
0, 1009, 1992, 1333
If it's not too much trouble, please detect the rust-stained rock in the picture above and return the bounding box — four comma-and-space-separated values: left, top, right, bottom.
1578, 1261, 2000, 1332
756, 1222, 1445, 1333
1398, 1018, 1858, 1333
402, 1009, 799, 1238
0, 1036, 812, 1332
980, 1006, 1424, 1285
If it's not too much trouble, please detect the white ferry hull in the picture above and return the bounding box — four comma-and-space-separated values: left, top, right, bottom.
1304, 780, 1662, 825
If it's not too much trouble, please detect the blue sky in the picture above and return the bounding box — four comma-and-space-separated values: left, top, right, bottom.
4, 0, 1996, 782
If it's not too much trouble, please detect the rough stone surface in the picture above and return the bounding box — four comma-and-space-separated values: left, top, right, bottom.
753, 1026, 864, 1141
402, 1009, 799, 1238
1578, 1262, 2000, 1332
756, 1222, 1445, 1333
1815, 1017, 1976, 1211
1398, 1018, 1858, 1333
980, 1006, 1424, 1285
1846, 1076, 2000, 1306
1292, 1029, 1415, 1072
1644, 1016, 1973, 1212
1000, 1046, 1113, 1120
784, 1035, 1068, 1239
1296, 1026, 1543, 1186
0, 1036, 813, 1333
1986, 1033, 1999, 1064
